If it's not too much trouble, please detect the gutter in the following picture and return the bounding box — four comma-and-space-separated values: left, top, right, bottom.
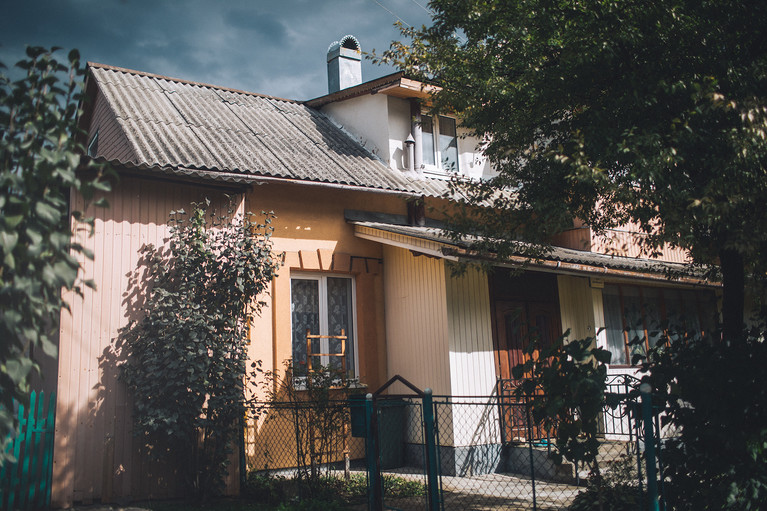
170, 166, 425, 198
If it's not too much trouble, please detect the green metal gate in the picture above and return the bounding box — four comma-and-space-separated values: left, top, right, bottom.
364, 376, 441, 511
1, 390, 56, 511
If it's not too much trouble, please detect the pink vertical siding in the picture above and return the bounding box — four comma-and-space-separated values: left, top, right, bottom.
52, 176, 235, 507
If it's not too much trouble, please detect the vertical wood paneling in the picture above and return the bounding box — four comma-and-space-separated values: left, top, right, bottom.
557, 275, 596, 341
446, 267, 495, 396
52, 177, 233, 506
445, 267, 498, 447
382, 246, 451, 396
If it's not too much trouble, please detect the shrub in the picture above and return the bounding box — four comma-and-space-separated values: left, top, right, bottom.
569, 455, 641, 511
120, 203, 279, 499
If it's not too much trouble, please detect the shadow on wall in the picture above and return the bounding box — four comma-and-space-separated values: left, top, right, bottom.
92, 245, 182, 504
51, 178, 238, 507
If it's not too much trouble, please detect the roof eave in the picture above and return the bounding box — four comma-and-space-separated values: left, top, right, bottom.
305, 72, 439, 108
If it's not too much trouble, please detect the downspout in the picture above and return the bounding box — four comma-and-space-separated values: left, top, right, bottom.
410, 99, 423, 174
405, 134, 415, 173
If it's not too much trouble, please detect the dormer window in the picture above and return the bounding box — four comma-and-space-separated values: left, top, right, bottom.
422, 115, 459, 176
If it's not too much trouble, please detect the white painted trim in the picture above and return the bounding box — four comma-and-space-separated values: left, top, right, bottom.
354, 226, 458, 261
289, 272, 359, 378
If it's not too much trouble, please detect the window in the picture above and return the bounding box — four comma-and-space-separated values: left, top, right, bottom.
602, 284, 717, 365
422, 115, 459, 174
87, 130, 99, 158
291, 274, 356, 378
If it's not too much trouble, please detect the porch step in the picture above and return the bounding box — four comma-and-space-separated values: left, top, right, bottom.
503, 444, 582, 484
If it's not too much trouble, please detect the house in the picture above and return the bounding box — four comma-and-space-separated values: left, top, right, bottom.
48, 35, 719, 506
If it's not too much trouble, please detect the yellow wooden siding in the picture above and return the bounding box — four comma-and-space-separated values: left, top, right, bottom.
382, 245, 451, 396
557, 275, 597, 342
53, 178, 235, 507
446, 266, 495, 395
445, 266, 499, 446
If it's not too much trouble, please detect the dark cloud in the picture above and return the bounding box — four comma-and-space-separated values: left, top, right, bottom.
223, 9, 288, 45
0, 0, 433, 100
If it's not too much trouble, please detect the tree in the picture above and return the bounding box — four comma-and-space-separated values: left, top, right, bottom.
379, 0, 767, 341
380, 2, 767, 507
119, 203, 280, 499
1, 47, 111, 465
641, 324, 767, 510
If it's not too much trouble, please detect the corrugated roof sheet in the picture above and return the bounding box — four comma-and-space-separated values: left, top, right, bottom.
88, 64, 449, 197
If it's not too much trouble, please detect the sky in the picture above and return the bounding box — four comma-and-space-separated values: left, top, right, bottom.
0, 0, 434, 101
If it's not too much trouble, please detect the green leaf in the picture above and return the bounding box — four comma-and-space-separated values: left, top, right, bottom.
0, 231, 19, 253
34, 200, 61, 225
2, 215, 23, 229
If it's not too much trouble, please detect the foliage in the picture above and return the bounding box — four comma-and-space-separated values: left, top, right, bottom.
0, 47, 111, 465
243, 471, 423, 510
638, 323, 767, 510
512, 332, 612, 470
250, 362, 353, 497
243, 471, 287, 506
318, 473, 425, 502
568, 455, 641, 511
379, 0, 767, 339
120, 202, 279, 499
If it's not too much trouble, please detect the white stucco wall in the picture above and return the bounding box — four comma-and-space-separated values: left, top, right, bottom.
322, 92, 494, 180
321, 94, 391, 163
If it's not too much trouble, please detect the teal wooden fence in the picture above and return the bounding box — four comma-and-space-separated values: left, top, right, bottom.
1, 391, 56, 511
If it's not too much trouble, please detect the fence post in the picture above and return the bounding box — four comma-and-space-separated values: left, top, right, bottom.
239, 407, 247, 493
365, 393, 382, 511
423, 389, 440, 511
525, 399, 537, 511
640, 383, 660, 511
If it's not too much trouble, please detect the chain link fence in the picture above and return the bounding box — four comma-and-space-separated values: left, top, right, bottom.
244, 380, 675, 510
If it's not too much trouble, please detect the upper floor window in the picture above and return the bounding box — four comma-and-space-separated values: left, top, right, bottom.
601, 284, 717, 365
422, 115, 459, 175
291, 274, 356, 379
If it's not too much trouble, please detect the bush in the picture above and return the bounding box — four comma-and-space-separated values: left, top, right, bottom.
120, 203, 279, 499
641, 324, 767, 510
243, 472, 286, 506
568, 455, 641, 511
243, 472, 425, 509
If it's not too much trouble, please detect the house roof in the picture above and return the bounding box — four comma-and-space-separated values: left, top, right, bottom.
345, 210, 716, 286
85, 63, 449, 197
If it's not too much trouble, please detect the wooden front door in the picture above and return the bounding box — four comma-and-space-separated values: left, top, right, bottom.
494, 300, 559, 381
494, 299, 561, 441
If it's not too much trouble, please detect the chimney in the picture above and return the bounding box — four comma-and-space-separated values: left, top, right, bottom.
327, 35, 362, 93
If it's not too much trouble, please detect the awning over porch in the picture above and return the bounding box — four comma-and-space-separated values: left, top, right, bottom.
345, 209, 716, 287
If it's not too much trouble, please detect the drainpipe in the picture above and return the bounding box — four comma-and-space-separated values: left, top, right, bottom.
405, 134, 415, 173
410, 99, 423, 174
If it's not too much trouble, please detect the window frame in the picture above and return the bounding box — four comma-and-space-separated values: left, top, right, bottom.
289, 272, 359, 379
87, 130, 99, 158
600, 283, 715, 367
421, 114, 459, 177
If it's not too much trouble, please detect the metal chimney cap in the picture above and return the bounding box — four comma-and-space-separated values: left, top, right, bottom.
327, 34, 361, 54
